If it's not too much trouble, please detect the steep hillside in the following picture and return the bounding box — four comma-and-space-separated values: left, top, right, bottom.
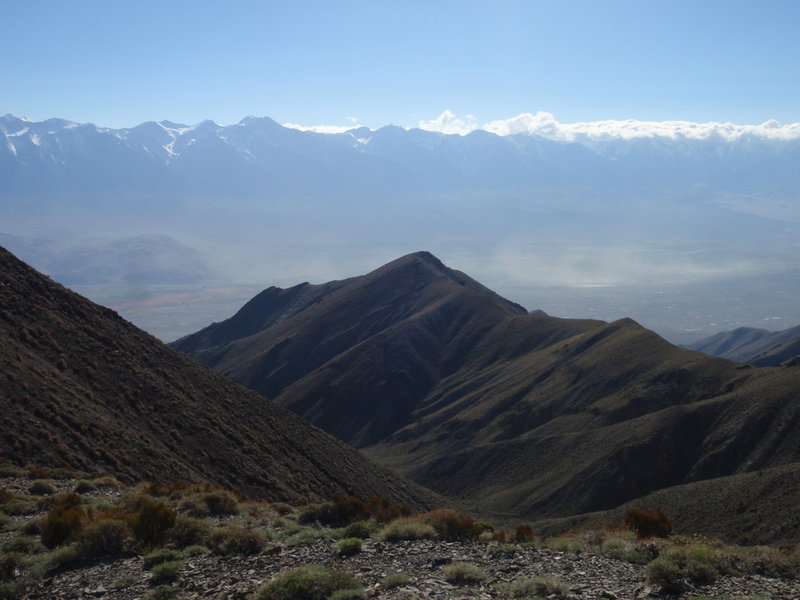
174, 251, 800, 542
688, 323, 800, 366
0, 246, 439, 508
173, 251, 546, 447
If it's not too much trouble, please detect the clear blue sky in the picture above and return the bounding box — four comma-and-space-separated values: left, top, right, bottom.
4, 0, 800, 128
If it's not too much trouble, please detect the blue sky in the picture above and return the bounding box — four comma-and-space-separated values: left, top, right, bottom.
5, 0, 800, 129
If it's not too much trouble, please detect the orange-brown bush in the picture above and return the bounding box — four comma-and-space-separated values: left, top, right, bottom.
421, 508, 481, 540
41, 494, 87, 549
492, 530, 507, 543
367, 496, 411, 524
332, 494, 370, 524
624, 507, 673, 539
127, 497, 176, 548
272, 503, 293, 516
513, 524, 535, 542
201, 490, 238, 516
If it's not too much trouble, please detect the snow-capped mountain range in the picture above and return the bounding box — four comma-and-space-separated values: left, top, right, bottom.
3, 113, 800, 198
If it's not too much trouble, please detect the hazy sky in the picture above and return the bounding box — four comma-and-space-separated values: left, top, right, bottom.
5, 1, 800, 129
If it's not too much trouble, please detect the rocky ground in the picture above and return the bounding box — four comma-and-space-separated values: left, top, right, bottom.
2, 472, 798, 600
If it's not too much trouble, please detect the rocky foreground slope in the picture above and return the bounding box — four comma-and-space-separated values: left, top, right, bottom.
2, 471, 798, 600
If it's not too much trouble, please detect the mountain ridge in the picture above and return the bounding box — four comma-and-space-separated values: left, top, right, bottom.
4, 113, 800, 199
173, 251, 800, 541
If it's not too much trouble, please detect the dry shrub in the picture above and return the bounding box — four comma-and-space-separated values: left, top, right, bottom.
367, 496, 411, 524
77, 519, 130, 559
421, 508, 480, 540
167, 517, 210, 549
127, 498, 176, 548
28, 480, 55, 496
41, 494, 86, 549
624, 507, 673, 539
513, 524, 535, 542
0, 490, 14, 505
272, 503, 294, 516
492, 530, 507, 543
202, 491, 238, 516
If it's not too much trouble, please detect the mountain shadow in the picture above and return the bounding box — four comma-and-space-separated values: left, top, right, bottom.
0, 246, 439, 508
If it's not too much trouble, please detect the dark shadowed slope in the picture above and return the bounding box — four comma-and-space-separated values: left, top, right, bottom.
173, 251, 554, 447
688, 323, 800, 366
173, 251, 800, 543
0, 246, 439, 508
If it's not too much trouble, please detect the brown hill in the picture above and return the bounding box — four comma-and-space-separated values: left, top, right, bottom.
0, 245, 439, 508
173, 251, 800, 543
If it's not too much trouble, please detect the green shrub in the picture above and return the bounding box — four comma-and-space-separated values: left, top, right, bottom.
30, 545, 82, 577
0, 464, 25, 478
92, 475, 123, 489
128, 498, 176, 548
646, 556, 689, 593
545, 536, 583, 554
210, 526, 265, 555
19, 516, 42, 536
110, 573, 137, 589
624, 507, 673, 539
28, 480, 55, 496
77, 519, 130, 559
0, 553, 23, 581
285, 528, 325, 547
379, 517, 437, 541
381, 573, 410, 588
421, 508, 480, 540
0, 501, 37, 517
487, 544, 519, 556
342, 520, 375, 539
0, 583, 20, 600
498, 576, 566, 598
143, 548, 184, 569
441, 562, 486, 585
150, 561, 182, 585
148, 585, 178, 600
167, 516, 210, 548
329, 589, 366, 600
337, 538, 363, 556
74, 480, 96, 494
297, 502, 338, 526
2, 536, 42, 555
182, 544, 210, 557
254, 565, 362, 600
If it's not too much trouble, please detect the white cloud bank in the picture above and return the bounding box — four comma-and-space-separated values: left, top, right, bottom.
283, 122, 361, 134
417, 110, 800, 142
